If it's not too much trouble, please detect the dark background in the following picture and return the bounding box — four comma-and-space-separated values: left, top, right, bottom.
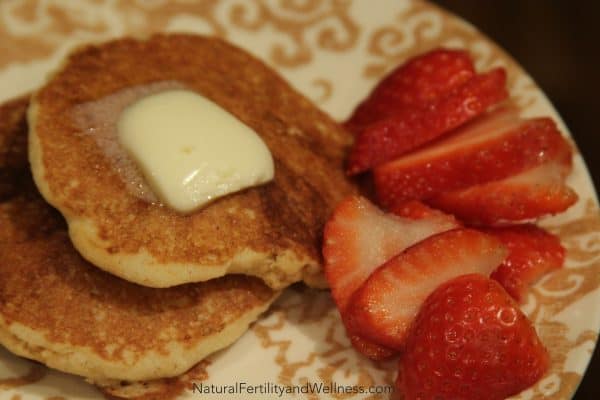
431, 1, 599, 398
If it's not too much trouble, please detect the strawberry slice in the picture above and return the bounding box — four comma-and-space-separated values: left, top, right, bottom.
399, 274, 549, 400
347, 228, 506, 350
322, 196, 459, 359
345, 48, 476, 133
323, 196, 459, 311
347, 68, 508, 174
391, 199, 460, 223
374, 108, 572, 208
487, 224, 565, 302
429, 158, 577, 224
348, 333, 396, 361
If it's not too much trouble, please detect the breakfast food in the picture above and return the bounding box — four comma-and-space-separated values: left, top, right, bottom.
116, 89, 276, 213
0, 26, 584, 399
322, 196, 459, 358
347, 66, 508, 174
321, 47, 578, 399
429, 157, 577, 225
487, 224, 566, 302
346, 228, 507, 350
0, 96, 278, 383
373, 107, 573, 209
322, 196, 559, 398
28, 34, 356, 290
345, 49, 477, 134
344, 48, 509, 175
323, 196, 459, 313
399, 274, 550, 400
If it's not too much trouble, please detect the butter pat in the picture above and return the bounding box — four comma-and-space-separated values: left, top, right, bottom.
117, 89, 274, 213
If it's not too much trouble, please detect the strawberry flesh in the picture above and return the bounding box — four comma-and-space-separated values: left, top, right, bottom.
374, 108, 572, 208
399, 274, 549, 400
429, 157, 577, 225
345, 48, 476, 133
348, 333, 396, 361
391, 199, 460, 223
347, 68, 508, 174
347, 228, 507, 349
323, 196, 459, 310
322, 196, 459, 359
487, 224, 565, 302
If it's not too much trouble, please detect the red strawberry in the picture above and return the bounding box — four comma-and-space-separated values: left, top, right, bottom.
323, 196, 459, 310
345, 48, 476, 133
399, 274, 549, 400
347, 229, 506, 349
374, 108, 572, 208
347, 68, 508, 174
391, 200, 460, 224
429, 158, 577, 225
322, 196, 459, 359
348, 333, 396, 361
487, 225, 565, 302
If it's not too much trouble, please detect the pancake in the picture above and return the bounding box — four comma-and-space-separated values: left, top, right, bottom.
0, 96, 278, 382
28, 34, 356, 289
98, 360, 210, 399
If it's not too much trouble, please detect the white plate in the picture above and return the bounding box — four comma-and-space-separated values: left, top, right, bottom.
0, 1, 599, 399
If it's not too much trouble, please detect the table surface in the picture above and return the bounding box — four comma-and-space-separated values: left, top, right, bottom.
432, 1, 600, 399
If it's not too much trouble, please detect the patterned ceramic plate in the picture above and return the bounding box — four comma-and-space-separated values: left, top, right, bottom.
0, 1, 599, 399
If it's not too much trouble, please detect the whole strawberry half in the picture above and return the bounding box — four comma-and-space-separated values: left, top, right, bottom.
345, 48, 476, 133
399, 274, 549, 400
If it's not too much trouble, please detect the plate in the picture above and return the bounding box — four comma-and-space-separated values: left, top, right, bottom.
1, 1, 599, 399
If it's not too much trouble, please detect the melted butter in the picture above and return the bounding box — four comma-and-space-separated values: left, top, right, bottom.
72, 81, 185, 204
116, 89, 274, 213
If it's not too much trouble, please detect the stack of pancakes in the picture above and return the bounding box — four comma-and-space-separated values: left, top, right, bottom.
0, 34, 355, 395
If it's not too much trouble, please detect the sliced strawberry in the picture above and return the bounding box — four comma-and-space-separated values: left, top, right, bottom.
345, 48, 476, 133
347, 68, 508, 174
374, 108, 572, 208
347, 228, 506, 349
399, 274, 549, 400
391, 199, 460, 224
322, 196, 459, 311
348, 333, 396, 361
322, 196, 459, 359
429, 158, 577, 225
486, 225, 565, 302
